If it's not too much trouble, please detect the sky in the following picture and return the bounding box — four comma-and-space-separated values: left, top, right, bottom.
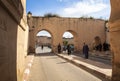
26, 0, 110, 19
27, 0, 110, 37
36, 30, 73, 38
36, 30, 51, 37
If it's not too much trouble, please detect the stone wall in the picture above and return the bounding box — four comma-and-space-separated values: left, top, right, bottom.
109, 0, 120, 80
36, 36, 51, 46
28, 16, 106, 53
0, 0, 28, 81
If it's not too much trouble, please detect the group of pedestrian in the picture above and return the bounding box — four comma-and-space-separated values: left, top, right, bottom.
57, 42, 89, 59
57, 43, 74, 55
94, 42, 110, 52
54, 41, 111, 60
103, 42, 110, 51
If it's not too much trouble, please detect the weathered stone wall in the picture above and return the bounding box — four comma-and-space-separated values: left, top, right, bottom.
109, 0, 120, 80
28, 16, 106, 52
0, 0, 28, 81
36, 36, 52, 46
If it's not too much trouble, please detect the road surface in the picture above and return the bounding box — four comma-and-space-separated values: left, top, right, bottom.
28, 55, 104, 81
35, 46, 52, 53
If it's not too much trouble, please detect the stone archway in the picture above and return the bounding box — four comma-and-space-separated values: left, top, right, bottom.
28, 26, 55, 53
35, 29, 53, 53
27, 16, 105, 53
62, 30, 79, 52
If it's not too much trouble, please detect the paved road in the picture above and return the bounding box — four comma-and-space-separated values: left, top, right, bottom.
35, 46, 52, 54
28, 52, 105, 81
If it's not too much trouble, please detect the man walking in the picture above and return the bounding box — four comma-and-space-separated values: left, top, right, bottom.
58, 43, 61, 54
67, 44, 71, 55
83, 43, 89, 59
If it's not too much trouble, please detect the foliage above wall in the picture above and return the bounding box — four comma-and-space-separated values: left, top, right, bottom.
44, 13, 60, 17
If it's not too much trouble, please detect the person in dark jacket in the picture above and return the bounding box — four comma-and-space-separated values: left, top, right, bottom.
41, 45, 44, 50
58, 43, 61, 53
103, 42, 110, 51
83, 43, 89, 59
67, 44, 71, 55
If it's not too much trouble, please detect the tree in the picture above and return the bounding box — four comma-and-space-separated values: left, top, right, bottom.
63, 40, 68, 46
44, 13, 60, 17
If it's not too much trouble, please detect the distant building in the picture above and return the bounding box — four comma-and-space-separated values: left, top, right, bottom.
63, 37, 74, 45
36, 36, 51, 46
36, 36, 74, 46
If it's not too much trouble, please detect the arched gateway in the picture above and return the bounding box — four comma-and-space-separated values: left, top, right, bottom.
27, 15, 106, 53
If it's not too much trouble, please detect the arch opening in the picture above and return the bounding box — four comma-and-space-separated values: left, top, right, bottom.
62, 31, 77, 54
35, 30, 52, 54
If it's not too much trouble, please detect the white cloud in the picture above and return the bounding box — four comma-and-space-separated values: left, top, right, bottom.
57, 0, 71, 2
63, 32, 73, 38
58, 0, 110, 19
37, 31, 73, 38
57, 0, 63, 2
37, 30, 51, 37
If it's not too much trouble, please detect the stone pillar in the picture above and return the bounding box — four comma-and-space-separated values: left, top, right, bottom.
52, 35, 63, 53
109, 0, 120, 81
29, 30, 36, 53
27, 13, 36, 53
74, 36, 79, 52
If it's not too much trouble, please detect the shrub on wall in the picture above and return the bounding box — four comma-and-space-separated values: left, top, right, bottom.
44, 13, 60, 17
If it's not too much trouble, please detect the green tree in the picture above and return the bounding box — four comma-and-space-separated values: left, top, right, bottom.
44, 13, 60, 17
63, 40, 68, 46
